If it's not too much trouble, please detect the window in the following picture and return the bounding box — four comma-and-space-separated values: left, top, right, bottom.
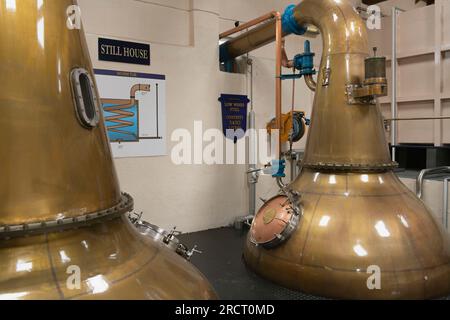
71, 68, 100, 128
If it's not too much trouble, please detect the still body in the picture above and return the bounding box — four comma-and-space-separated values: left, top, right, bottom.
100, 44, 149, 59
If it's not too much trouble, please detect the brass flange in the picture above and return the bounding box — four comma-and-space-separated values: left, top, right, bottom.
302, 161, 399, 172
0, 193, 134, 240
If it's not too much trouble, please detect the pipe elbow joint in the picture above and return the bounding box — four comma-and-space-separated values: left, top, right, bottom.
282, 5, 307, 36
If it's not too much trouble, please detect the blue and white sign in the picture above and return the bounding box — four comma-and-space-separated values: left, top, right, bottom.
218, 94, 250, 143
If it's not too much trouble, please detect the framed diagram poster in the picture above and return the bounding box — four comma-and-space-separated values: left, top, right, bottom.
94, 69, 166, 158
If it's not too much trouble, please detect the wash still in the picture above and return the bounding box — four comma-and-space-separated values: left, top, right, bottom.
220, 0, 450, 299
0, 0, 216, 300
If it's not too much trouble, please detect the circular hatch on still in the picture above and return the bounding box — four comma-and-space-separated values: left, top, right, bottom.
250, 195, 300, 249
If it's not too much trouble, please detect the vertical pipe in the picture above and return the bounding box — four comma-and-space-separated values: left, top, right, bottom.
434, 0, 443, 147
275, 13, 283, 159
249, 58, 254, 111
156, 84, 160, 138
391, 7, 398, 162
247, 59, 256, 217
248, 110, 257, 216
290, 156, 295, 181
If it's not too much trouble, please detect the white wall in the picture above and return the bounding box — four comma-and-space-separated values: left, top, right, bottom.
79, 0, 318, 233
79, 0, 448, 234
369, 0, 450, 145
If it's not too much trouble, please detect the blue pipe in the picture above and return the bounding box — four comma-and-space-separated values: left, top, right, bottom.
282, 4, 307, 36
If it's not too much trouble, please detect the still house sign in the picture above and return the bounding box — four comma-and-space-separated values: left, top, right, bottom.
98, 38, 151, 66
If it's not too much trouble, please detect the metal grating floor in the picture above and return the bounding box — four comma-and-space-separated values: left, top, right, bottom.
179, 227, 450, 300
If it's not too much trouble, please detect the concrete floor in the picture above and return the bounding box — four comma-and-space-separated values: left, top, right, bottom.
179, 227, 450, 300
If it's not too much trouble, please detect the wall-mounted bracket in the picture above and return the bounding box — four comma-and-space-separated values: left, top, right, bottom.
322, 67, 331, 86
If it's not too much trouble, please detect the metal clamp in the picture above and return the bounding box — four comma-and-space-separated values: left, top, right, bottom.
130, 218, 203, 261
346, 83, 387, 105
247, 168, 261, 184
322, 67, 331, 86
183, 245, 203, 261
174, 241, 203, 261
163, 227, 182, 246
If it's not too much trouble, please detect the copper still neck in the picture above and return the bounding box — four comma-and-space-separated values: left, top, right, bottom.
220, 0, 394, 170
292, 0, 394, 171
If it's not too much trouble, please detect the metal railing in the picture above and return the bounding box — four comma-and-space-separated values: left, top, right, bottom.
416, 167, 450, 229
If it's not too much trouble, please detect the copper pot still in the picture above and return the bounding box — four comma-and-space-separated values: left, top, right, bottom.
0, 0, 216, 300
242, 0, 450, 299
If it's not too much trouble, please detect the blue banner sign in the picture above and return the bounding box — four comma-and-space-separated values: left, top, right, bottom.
218, 94, 250, 143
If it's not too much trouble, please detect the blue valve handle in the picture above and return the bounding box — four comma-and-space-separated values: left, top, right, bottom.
272, 159, 286, 178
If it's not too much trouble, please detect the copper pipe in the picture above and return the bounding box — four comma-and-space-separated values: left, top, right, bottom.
221, 11, 284, 158
103, 84, 151, 110
220, 11, 285, 159
281, 40, 294, 69
219, 11, 277, 39
223, 20, 279, 62
304, 74, 316, 92
275, 12, 283, 159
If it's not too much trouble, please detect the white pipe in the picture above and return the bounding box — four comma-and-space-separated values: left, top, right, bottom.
290, 156, 295, 182
248, 110, 257, 216
247, 58, 257, 217
391, 7, 406, 162
276, 177, 287, 191
391, 7, 398, 162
